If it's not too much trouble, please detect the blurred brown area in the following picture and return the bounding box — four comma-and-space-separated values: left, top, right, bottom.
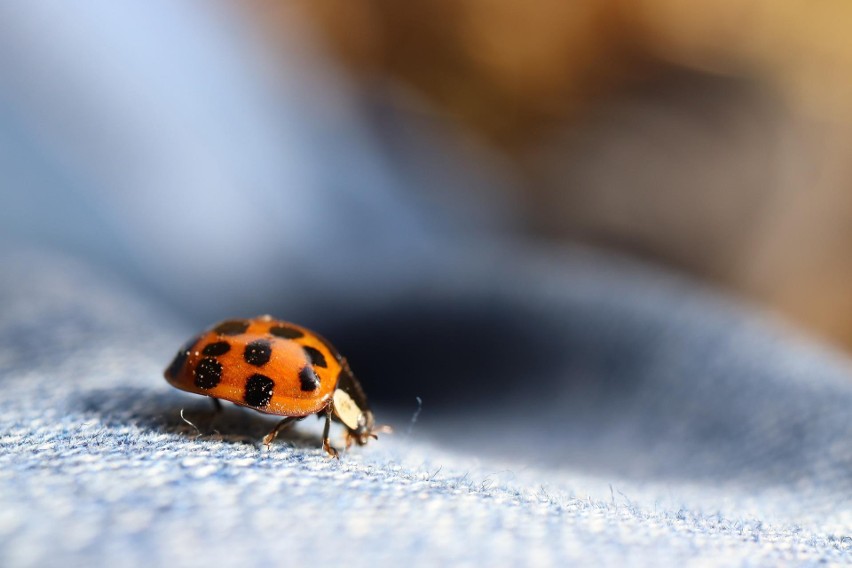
249, 1, 852, 348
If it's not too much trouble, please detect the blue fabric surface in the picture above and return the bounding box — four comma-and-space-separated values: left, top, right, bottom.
1, 249, 850, 566
0, 3, 850, 566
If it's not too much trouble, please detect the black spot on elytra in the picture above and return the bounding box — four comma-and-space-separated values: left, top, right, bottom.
165, 335, 200, 378
303, 346, 327, 368
270, 325, 303, 339
244, 374, 274, 408
194, 358, 223, 389
215, 320, 249, 336
299, 365, 320, 391
202, 341, 231, 357
243, 339, 272, 366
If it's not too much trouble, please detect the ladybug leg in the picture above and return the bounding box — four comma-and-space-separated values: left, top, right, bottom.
205, 397, 225, 434
262, 416, 300, 447
321, 406, 339, 459
372, 424, 393, 439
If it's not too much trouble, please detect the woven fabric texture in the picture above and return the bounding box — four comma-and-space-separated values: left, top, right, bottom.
1, 249, 850, 567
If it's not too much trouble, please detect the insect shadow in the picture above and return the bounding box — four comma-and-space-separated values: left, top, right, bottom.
71, 386, 323, 448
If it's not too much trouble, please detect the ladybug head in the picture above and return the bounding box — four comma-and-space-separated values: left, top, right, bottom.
346, 409, 392, 448
347, 409, 376, 446
332, 384, 374, 442
332, 363, 389, 446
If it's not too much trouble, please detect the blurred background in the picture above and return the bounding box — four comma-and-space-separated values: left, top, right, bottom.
3, 0, 852, 407
5, 6, 852, 564
278, 0, 852, 347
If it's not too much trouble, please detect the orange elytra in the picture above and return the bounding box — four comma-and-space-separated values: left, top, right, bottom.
164, 315, 384, 458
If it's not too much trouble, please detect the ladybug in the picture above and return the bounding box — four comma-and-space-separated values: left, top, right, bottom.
164, 315, 383, 458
